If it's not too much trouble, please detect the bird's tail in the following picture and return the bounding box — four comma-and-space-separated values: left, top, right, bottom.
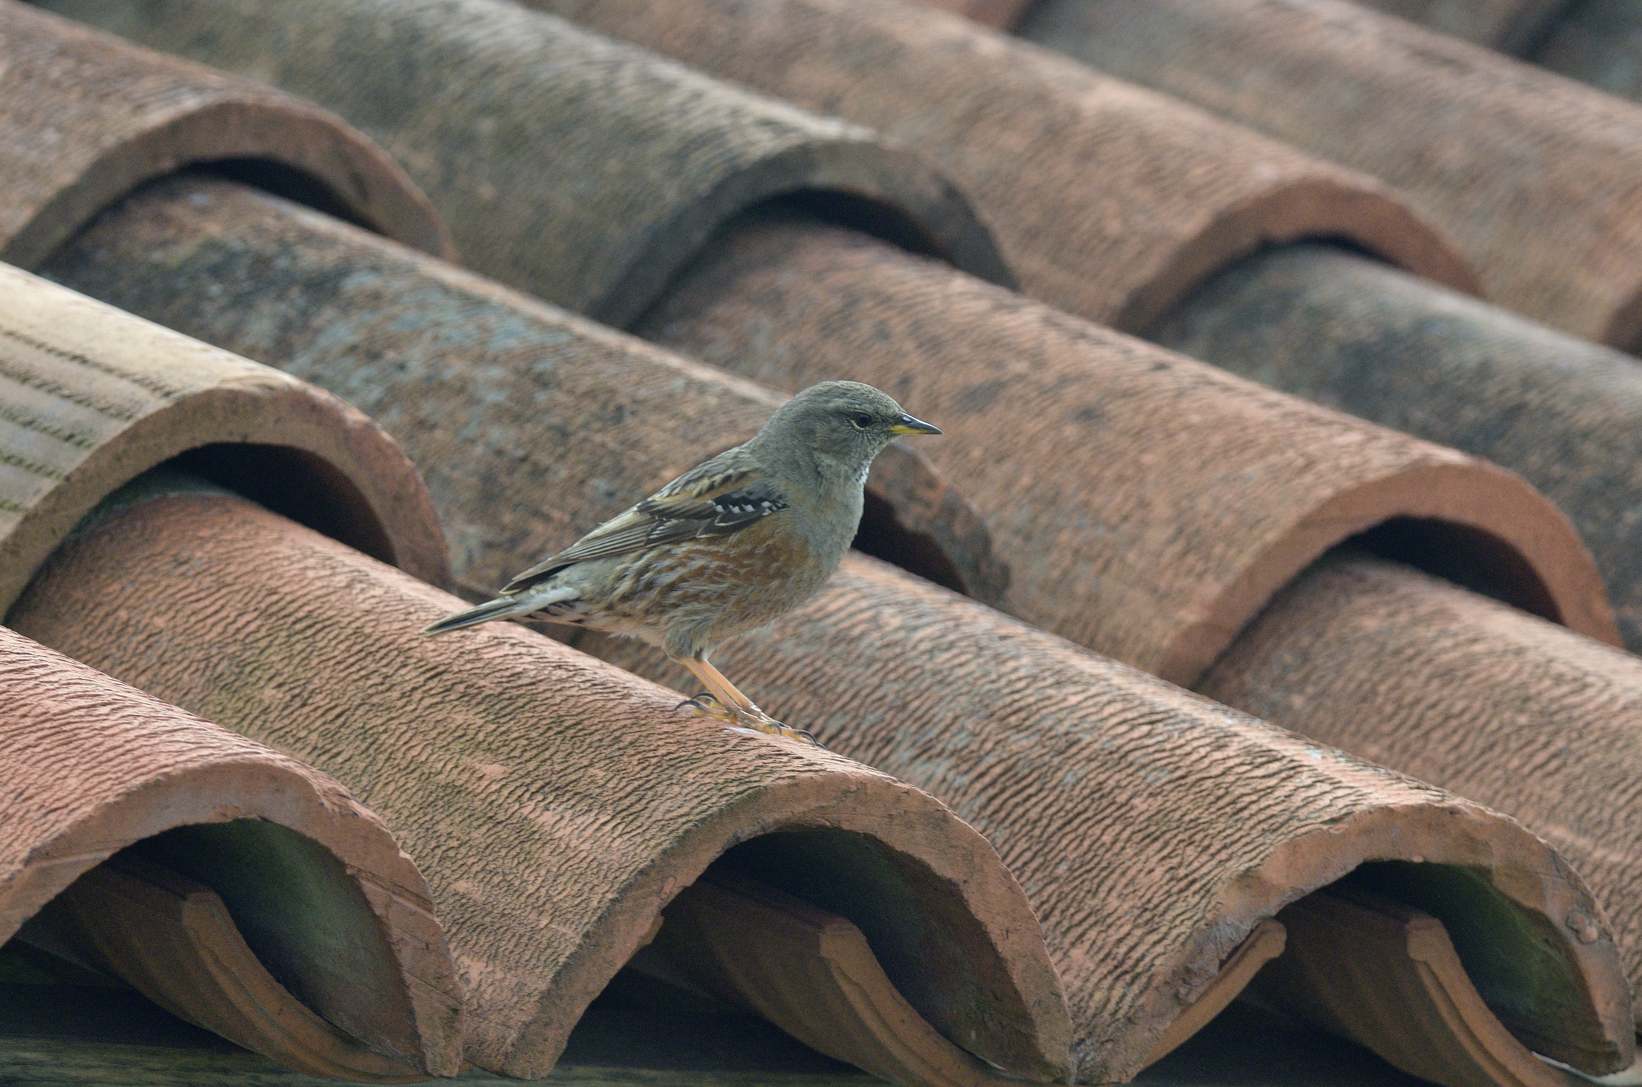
423, 596, 531, 636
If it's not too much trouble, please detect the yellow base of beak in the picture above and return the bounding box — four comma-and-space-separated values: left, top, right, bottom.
890, 415, 942, 436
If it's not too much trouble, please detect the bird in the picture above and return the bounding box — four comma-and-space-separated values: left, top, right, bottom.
424, 380, 942, 745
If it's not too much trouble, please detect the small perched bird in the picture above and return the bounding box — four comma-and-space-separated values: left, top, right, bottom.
425, 380, 941, 744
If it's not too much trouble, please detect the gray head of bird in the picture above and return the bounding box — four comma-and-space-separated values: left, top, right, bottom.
754, 380, 942, 488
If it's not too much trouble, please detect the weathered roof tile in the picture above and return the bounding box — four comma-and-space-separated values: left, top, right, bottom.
526, 0, 1477, 329
36, 0, 1013, 326
0, 0, 448, 266
1021, 0, 1642, 347
27, 171, 1623, 1082
1154, 243, 1642, 652
633, 214, 1616, 681
11, 487, 1075, 1081
0, 261, 447, 612
1203, 551, 1642, 1033
38, 176, 1006, 605
18, 0, 1642, 1081
0, 626, 464, 1077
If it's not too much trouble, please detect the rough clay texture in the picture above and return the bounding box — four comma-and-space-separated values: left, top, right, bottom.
39, 0, 1011, 327
583, 554, 1633, 1080
634, 217, 1615, 681
34, 179, 1632, 1078
9, 492, 1071, 1083
1531, 1, 1642, 105
39, 177, 1005, 606
521, 0, 1475, 332
1152, 243, 1642, 654
1345, 0, 1569, 50
0, 263, 446, 614
1200, 551, 1642, 1034
0, 626, 463, 1076
1020, 0, 1642, 347
0, 0, 447, 268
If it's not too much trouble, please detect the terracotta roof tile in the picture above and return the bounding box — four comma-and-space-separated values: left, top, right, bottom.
1018, 0, 1642, 348
0, 625, 464, 1076
39, 176, 1006, 606
10, 486, 1073, 1082
0, 261, 447, 612
1153, 243, 1642, 652
16, 0, 1642, 1081
1253, 888, 1596, 1087
20, 476, 1612, 1083
26, 175, 1625, 1082
630, 214, 1616, 681
2, 235, 1064, 1084
1202, 551, 1642, 1024
52, 0, 1475, 335
635, 873, 1024, 1086
0, 0, 448, 267
588, 554, 1635, 1081
36, 0, 1010, 327
526, 0, 1477, 329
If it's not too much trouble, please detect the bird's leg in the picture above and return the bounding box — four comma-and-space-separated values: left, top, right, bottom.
671, 658, 738, 723
684, 657, 780, 724
679, 657, 823, 747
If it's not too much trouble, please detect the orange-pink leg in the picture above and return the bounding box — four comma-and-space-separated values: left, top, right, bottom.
677, 657, 821, 746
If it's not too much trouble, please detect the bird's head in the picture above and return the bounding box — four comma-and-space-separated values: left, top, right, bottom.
758, 380, 941, 486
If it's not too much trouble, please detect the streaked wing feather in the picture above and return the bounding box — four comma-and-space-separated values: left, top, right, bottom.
501, 444, 777, 593
651, 443, 761, 500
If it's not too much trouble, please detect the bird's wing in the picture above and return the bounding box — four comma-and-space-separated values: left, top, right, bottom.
501, 445, 787, 594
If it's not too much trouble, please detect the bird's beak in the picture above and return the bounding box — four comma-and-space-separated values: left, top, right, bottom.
889, 412, 942, 436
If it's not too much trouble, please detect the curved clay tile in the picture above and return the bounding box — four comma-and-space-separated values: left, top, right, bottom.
628, 215, 1615, 680
1152, 243, 1642, 653
635, 873, 1021, 1087
1255, 889, 1600, 1087
1532, 1, 1642, 104
516, 0, 1476, 331
0, 0, 447, 268
0, 263, 447, 613
36, 176, 1006, 606
44, 0, 1473, 333
28, 182, 1631, 1083
1199, 550, 1642, 1028
8, 488, 1073, 1083
0, 626, 462, 1077
578, 554, 1635, 1083
1020, 0, 1642, 348
36, 0, 1011, 326
1139, 920, 1287, 1067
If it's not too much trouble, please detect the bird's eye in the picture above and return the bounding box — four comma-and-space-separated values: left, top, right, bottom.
848, 412, 873, 430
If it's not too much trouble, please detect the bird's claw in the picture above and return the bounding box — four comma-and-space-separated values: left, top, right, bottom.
677, 692, 734, 720
680, 693, 823, 746
727, 706, 826, 748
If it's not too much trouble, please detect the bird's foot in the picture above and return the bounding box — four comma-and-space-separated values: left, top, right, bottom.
679, 693, 823, 746
676, 692, 735, 721
728, 705, 825, 748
